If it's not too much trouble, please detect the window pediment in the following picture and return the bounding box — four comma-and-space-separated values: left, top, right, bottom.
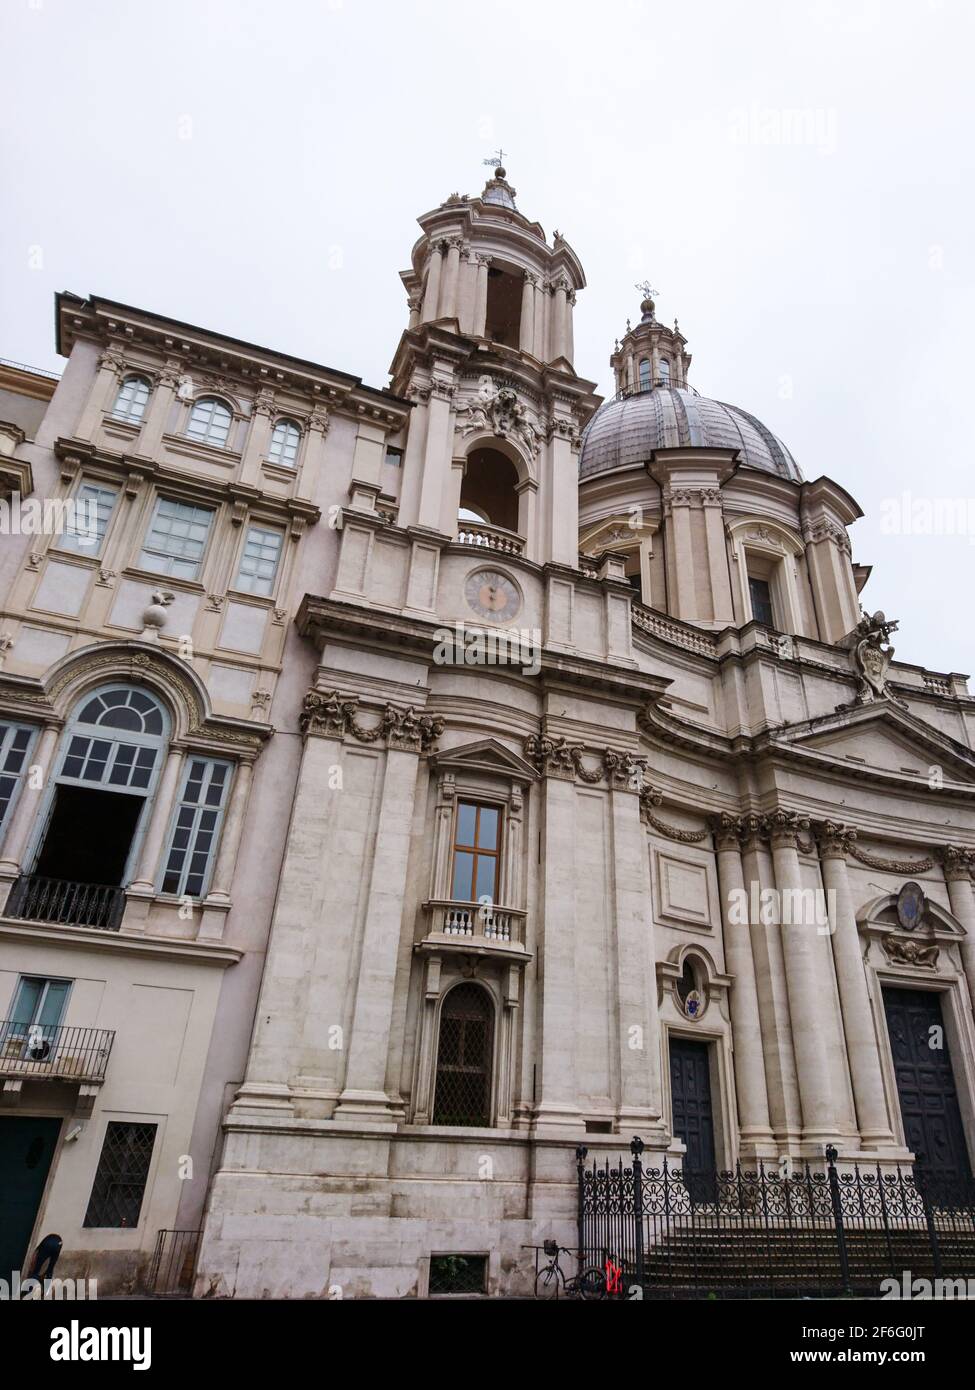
431, 737, 538, 782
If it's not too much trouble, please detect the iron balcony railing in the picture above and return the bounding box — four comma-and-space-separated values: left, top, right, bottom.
5, 874, 126, 931
0, 1020, 115, 1083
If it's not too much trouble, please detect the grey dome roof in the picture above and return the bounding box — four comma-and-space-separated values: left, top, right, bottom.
579, 385, 802, 482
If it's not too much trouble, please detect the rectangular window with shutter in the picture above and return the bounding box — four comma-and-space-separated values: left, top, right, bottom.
160, 757, 232, 898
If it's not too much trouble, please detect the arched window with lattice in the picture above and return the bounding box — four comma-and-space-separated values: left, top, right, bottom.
432, 983, 494, 1126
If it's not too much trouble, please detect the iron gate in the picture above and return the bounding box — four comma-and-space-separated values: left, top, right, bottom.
577, 1139, 975, 1298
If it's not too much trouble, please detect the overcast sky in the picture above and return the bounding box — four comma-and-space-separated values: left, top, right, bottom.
3, 0, 973, 672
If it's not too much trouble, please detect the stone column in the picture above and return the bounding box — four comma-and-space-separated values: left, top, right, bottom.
420, 240, 444, 322
75, 345, 125, 439
534, 772, 581, 1129
294, 404, 329, 503
565, 289, 576, 365
550, 279, 568, 361
666, 490, 697, 620
136, 358, 181, 458
740, 815, 802, 1145
547, 427, 579, 567
769, 810, 837, 1146
519, 272, 536, 355
239, 387, 275, 487
473, 254, 491, 337
714, 815, 775, 1154
612, 781, 663, 1128
440, 236, 462, 321
702, 490, 735, 625
336, 742, 421, 1118
0, 722, 60, 881
407, 295, 421, 330
127, 745, 186, 894
943, 846, 975, 1011
533, 278, 547, 358
818, 823, 894, 1147
205, 758, 254, 906
416, 377, 454, 532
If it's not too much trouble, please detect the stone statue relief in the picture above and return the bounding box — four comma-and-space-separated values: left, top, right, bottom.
853, 609, 898, 704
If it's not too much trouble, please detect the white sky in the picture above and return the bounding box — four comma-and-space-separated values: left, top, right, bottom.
3, 0, 973, 673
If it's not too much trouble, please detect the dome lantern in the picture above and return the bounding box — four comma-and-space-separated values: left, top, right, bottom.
611, 284, 692, 396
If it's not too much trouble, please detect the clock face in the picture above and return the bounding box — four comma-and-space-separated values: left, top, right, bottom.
465, 569, 521, 623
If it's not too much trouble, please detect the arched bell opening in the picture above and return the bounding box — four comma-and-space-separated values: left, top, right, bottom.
458, 447, 520, 534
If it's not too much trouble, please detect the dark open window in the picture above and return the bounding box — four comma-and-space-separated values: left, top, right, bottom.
432, 983, 493, 1127
484, 267, 522, 348
429, 1253, 488, 1296
458, 448, 519, 532
748, 575, 775, 627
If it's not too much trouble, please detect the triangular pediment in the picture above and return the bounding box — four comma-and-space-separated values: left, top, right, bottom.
769, 702, 975, 785
431, 737, 538, 781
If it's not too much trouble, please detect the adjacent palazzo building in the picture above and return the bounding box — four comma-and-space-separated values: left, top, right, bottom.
3, 167, 975, 1297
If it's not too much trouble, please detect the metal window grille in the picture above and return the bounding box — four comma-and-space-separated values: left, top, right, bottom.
84, 1121, 157, 1228
432, 983, 493, 1127
429, 1254, 488, 1296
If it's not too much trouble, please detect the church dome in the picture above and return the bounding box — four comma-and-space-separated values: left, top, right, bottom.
579, 384, 802, 483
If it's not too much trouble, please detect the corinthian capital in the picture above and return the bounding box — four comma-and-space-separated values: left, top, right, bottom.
816, 820, 858, 860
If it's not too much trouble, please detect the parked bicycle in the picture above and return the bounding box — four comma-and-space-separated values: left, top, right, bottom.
532, 1240, 606, 1300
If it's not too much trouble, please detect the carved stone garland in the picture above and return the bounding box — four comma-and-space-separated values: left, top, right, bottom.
640, 786, 710, 842
522, 734, 645, 787
301, 689, 445, 753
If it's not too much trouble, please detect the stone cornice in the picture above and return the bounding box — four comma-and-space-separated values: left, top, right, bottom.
56, 292, 409, 424
0, 918, 242, 966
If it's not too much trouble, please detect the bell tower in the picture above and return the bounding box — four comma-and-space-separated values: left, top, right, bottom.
389, 162, 600, 567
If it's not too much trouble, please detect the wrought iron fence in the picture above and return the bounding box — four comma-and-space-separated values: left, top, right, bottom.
147, 1229, 201, 1295
6, 874, 125, 931
0, 1019, 115, 1082
577, 1140, 975, 1298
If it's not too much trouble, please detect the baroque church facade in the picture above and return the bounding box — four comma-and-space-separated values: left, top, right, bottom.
2, 167, 975, 1297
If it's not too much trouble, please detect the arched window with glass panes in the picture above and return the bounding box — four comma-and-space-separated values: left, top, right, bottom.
112, 374, 151, 423
186, 396, 233, 448
268, 418, 301, 467
10, 684, 233, 930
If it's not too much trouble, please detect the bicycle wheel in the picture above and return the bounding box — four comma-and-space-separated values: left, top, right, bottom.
534, 1263, 565, 1299
576, 1265, 607, 1300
